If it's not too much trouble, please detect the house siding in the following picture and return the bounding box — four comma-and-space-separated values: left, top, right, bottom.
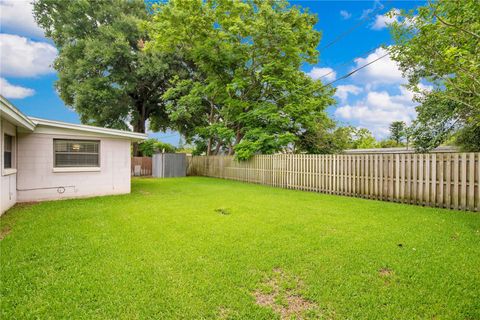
1, 119, 18, 214
16, 132, 131, 202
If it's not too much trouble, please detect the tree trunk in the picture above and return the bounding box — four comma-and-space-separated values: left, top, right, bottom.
228, 129, 243, 155
214, 141, 223, 155
206, 101, 215, 156
206, 137, 212, 156
132, 103, 146, 156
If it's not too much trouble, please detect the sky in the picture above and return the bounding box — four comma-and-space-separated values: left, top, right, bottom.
0, 0, 423, 145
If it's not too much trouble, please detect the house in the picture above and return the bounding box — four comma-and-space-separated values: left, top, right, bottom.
0, 95, 147, 214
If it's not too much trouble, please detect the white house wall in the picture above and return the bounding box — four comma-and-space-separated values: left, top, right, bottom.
16, 132, 131, 202
1, 119, 18, 213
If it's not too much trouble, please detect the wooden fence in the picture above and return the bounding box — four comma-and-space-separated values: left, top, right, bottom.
131, 157, 152, 176
188, 153, 480, 211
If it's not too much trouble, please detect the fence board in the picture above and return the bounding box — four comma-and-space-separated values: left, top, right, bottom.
461, 153, 467, 210
468, 153, 475, 211
131, 157, 152, 176
187, 153, 480, 211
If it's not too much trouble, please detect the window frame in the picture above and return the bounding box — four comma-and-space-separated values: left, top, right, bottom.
53, 139, 101, 169
3, 133, 15, 170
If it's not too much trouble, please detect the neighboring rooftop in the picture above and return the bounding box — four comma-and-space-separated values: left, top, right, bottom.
344, 146, 459, 154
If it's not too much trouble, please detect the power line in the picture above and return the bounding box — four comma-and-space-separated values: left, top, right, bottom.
323, 52, 390, 86
317, 45, 384, 80
279, 50, 390, 102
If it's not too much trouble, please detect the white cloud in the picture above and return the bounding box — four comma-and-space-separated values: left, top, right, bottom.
306, 67, 336, 82
0, 0, 44, 38
334, 86, 422, 138
351, 47, 404, 86
0, 34, 57, 77
360, 0, 384, 19
340, 10, 352, 20
371, 9, 400, 30
334, 85, 362, 102
0, 77, 35, 99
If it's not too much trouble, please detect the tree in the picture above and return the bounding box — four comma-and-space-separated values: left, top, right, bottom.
297, 125, 353, 154
33, 0, 182, 155
350, 128, 378, 149
138, 138, 176, 157
145, 0, 335, 160
389, 121, 406, 145
379, 139, 399, 148
387, 0, 480, 151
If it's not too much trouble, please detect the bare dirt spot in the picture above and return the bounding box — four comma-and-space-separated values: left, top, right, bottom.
379, 267, 393, 277
0, 226, 11, 240
215, 207, 231, 215
139, 190, 151, 195
253, 268, 318, 319
379, 267, 395, 285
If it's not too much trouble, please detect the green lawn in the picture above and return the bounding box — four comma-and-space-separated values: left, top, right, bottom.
1, 177, 479, 319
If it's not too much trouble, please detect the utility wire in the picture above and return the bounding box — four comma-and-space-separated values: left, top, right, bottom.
317, 45, 384, 80
278, 51, 390, 102
323, 52, 390, 86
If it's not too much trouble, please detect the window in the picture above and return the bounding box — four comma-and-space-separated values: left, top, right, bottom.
4, 134, 13, 169
54, 139, 100, 167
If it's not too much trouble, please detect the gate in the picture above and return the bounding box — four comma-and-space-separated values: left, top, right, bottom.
152, 153, 187, 178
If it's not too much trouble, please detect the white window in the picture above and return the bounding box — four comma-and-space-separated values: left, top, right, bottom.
54, 139, 100, 167
3, 134, 14, 169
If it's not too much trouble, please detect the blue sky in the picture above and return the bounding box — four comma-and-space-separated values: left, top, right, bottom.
0, 0, 423, 145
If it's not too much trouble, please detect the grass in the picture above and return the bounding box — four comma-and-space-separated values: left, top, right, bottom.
1, 177, 479, 319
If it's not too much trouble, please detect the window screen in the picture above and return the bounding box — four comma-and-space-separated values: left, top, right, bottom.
54, 139, 100, 167
4, 134, 13, 169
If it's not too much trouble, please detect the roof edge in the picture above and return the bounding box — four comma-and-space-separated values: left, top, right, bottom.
0, 95, 36, 131
29, 117, 148, 141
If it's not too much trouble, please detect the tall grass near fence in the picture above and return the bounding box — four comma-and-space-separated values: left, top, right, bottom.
188, 153, 479, 211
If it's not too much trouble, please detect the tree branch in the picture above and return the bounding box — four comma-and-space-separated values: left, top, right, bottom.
428, 0, 480, 39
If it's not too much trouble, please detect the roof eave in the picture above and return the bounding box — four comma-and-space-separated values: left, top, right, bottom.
28, 117, 148, 141
0, 96, 36, 131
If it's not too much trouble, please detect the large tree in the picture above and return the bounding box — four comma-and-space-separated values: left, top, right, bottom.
34, 0, 182, 154
389, 121, 406, 145
388, 0, 480, 151
145, 0, 335, 159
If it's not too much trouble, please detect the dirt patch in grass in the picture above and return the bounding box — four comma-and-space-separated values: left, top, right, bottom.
379, 267, 393, 277
139, 190, 151, 195
253, 268, 318, 319
379, 267, 395, 285
215, 207, 231, 215
0, 226, 11, 240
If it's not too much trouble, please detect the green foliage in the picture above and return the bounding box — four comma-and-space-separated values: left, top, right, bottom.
389, 121, 407, 145
33, 0, 185, 155
350, 128, 378, 149
297, 125, 354, 154
388, 0, 480, 152
145, 0, 335, 159
138, 138, 176, 157
379, 139, 400, 148
1, 178, 479, 319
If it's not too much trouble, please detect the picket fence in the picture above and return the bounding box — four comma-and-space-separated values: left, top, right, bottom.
188, 153, 479, 211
